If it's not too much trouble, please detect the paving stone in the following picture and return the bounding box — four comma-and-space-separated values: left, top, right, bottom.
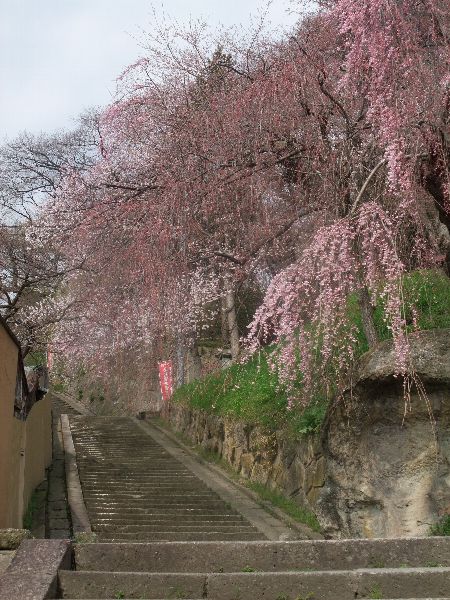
48, 500, 69, 512
50, 529, 71, 539
49, 518, 71, 530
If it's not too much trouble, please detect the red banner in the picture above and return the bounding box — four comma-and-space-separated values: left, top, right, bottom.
158, 361, 173, 402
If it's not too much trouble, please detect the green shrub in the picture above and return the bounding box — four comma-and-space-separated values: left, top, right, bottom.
23, 493, 39, 530
430, 515, 450, 536
369, 585, 383, 600
23, 486, 46, 531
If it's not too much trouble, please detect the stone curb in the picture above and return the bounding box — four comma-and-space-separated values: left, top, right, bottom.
148, 418, 322, 540
0, 539, 71, 599
60, 415, 92, 534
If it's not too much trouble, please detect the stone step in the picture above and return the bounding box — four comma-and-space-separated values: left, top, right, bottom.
78, 460, 187, 464
80, 475, 195, 481
81, 478, 211, 483
88, 509, 241, 517
86, 499, 232, 513
57, 568, 450, 599
75, 448, 172, 451
79, 467, 194, 472
76, 449, 173, 453
85, 502, 232, 509
80, 473, 190, 478
93, 524, 257, 533
77, 449, 173, 452
77, 462, 188, 466
81, 478, 201, 482
83, 494, 221, 500
86, 507, 238, 514
91, 516, 245, 524
77, 455, 174, 458
91, 522, 247, 530
83, 493, 219, 500
76, 447, 171, 450
74, 539, 450, 573
80, 476, 209, 480
96, 531, 264, 541
75, 448, 171, 451
82, 485, 214, 490
84, 495, 228, 502
80, 472, 191, 476
86, 510, 239, 518
84, 496, 225, 502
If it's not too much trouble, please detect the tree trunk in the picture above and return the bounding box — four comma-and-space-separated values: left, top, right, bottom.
220, 296, 229, 346
358, 287, 379, 348
224, 288, 240, 361
186, 345, 202, 384
175, 335, 185, 388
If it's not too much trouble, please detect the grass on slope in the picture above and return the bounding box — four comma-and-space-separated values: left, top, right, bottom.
247, 481, 321, 532
173, 270, 450, 437
173, 347, 327, 437
349, 268, 450, 356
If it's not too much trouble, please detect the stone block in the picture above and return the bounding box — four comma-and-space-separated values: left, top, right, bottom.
250, 461, 270, 485
239, 453, 255, 478
0, 539, 71, 599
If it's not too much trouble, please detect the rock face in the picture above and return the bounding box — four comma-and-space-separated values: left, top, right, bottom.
320, 328, 450, 539
168, 329, 450, 539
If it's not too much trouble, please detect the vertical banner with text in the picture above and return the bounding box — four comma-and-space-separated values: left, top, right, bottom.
158, 360, 173, 402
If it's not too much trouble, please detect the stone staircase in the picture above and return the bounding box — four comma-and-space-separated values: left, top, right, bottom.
50, 414, 450, 599
57, 538, 450, 599
69, 416, 265, 542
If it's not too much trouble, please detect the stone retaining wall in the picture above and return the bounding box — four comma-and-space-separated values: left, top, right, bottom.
166, 403, 325, 515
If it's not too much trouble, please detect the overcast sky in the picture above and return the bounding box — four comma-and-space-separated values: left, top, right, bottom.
0, 0, 298, 141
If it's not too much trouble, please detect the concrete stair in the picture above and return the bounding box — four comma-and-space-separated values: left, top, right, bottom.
69, 416, 266, 542
55, 415, 450, 599
57, 538, 450, 599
